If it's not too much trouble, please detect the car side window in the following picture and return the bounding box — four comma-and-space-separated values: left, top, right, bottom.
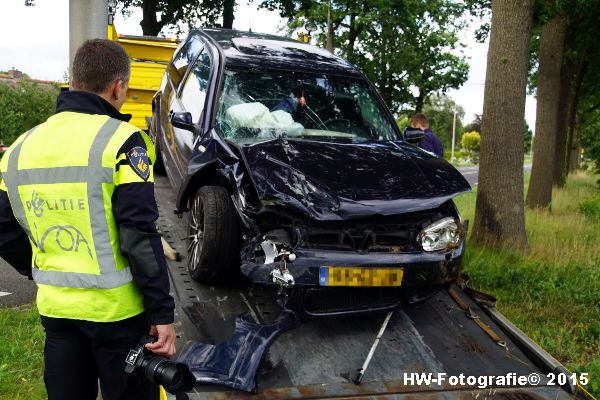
168, 36, 203, 89
179, 50, 211, 123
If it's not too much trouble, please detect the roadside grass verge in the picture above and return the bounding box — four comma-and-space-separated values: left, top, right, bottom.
0, 305, 45, 400
454, 171, 600, 396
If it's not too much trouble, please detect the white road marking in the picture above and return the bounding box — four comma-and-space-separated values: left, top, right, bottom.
0, 291, 12, 297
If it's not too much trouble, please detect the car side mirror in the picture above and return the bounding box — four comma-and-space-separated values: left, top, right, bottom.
170, 111, 195, 132
403, 127, 424, 145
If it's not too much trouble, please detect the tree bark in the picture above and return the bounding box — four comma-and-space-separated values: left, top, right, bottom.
140, 0, 164, 36
552, 57, 572, 187
222, 0, 235, 29
567, 128, 581, 172
566, 49, 589, 174
415, 92, 426, 113
471, 0, 534, 251
526, 15, 568, 208
326, 0, 334, 52
347, 12, 358, 62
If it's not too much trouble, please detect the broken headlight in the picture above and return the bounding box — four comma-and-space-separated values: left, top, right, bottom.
418, 217, 462, 252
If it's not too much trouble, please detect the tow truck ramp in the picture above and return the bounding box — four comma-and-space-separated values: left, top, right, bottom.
155, 176, 592, 400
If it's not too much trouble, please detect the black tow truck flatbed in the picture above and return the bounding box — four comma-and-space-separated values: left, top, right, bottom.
154, 176, 592, 400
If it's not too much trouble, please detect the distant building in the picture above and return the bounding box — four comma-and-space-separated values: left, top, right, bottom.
0, 68, 57, 87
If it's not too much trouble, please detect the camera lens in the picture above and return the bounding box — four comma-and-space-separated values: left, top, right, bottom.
143, 356, 195, 393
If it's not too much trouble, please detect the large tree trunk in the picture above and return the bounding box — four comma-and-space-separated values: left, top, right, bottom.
326, 0, 334, 51
471, 0, 534, 251
140, 0, 163, 36
347, 12, 358, 62
526, 15, 568, 208
566, 49, 590, 174
222, 0, 235, 29
415, 92, 426, 113
567, 128, 581, 172
552, 41, 573, 187
568, 114, 582, 172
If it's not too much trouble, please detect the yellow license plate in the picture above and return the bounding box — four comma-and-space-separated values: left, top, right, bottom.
319, 266, 404, 287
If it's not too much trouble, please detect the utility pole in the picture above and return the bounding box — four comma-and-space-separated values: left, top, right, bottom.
69, 0, 108, 76
451, 109, 457, 160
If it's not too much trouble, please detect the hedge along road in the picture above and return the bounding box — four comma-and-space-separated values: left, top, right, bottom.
0, 164, 530, 307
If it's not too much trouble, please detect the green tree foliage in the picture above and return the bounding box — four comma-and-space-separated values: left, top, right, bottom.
571, 2, 600, 174
0, 81, 58, 146
422, 94, 464, 151
464, 114, 532, 154
118, 0, 237, 34
579, 105, 600, 174
524, 0, 600, 190
262, 0, 470, 113
524, 119, 533, 154
463, 114, 482, 133
25, 0, 236, 35
396, 115, 410, 132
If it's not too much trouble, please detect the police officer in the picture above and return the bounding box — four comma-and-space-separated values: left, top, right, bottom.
0, 39, 175, 399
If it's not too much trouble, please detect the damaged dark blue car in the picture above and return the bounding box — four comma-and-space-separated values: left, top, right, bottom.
150, 28, 471, 318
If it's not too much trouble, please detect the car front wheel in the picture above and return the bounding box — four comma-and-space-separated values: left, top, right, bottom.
187, 186, 241, 283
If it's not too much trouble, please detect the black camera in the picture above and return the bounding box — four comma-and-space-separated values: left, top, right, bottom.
124, 335, 195, 394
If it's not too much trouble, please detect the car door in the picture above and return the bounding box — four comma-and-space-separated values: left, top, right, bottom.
171, 49, 212, 177
160, 35, 204, 189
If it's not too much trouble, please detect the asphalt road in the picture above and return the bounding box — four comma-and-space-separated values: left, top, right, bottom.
0, 259, 36, 307
459, 163, 532, 186
0, 163, 532, 308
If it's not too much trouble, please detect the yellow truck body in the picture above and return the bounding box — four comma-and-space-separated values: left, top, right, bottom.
108, 24, 179, 130
63, 25, 179, 131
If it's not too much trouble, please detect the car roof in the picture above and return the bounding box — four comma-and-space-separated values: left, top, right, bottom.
195, 28, 364, 78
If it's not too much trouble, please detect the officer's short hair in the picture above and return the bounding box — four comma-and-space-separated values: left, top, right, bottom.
410, 113, 429, 129
71, 39, 130, 93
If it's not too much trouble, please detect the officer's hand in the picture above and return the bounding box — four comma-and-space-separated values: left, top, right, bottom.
146, 324, 176, 357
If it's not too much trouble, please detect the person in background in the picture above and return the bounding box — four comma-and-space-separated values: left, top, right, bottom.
410, 113, 444, 158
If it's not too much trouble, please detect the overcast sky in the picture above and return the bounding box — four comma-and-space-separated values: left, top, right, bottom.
0, 0, 536, 131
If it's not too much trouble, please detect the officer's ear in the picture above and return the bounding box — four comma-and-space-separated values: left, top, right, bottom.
107, 79, 129, 110
112, 79, 127, 101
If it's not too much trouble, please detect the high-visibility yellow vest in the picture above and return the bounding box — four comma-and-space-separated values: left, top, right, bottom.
0, 112, 156, 322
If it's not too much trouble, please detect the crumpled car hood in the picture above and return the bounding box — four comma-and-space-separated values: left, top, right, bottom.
240, 139, 470, 220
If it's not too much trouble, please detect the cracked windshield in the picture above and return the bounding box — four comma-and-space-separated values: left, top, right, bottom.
217, 69, 398, 144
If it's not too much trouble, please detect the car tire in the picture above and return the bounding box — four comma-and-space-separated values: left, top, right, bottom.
187, 186, 241, 284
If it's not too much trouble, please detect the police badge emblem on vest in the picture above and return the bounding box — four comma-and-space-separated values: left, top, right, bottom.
127, 146, 150, 181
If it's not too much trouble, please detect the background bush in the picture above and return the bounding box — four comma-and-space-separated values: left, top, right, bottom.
0, 80, 59, 146
461, 130, 481, 154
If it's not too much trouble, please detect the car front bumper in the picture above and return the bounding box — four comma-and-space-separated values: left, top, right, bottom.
240, 242, 465, 316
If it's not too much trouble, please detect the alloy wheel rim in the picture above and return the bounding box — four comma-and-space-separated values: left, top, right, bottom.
187, 196, 205, 272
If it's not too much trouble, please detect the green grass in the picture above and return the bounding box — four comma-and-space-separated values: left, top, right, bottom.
455, 171, 600, 397
0, 305, 45, 400
579, 197, 600, 220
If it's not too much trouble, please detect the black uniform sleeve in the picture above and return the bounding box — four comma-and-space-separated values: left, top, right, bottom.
113, 132, 175, 326
0, 189, 33, 278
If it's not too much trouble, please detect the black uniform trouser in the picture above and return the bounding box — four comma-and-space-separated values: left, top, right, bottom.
41, 313, 159, 400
